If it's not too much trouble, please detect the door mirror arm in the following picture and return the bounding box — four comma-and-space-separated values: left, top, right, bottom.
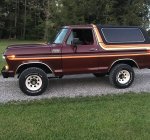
72, 38, 81, 46
71, 38, 81, 52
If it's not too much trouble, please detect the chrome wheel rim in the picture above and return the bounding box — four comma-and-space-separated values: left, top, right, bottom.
117, 70, 131, 84
25, 75, 42, 91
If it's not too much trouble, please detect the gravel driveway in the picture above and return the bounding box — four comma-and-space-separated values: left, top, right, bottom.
0, 68, 150, 103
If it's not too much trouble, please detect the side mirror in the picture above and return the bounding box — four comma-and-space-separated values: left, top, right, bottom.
47, 41, 51, 45
72, 38, 81, 47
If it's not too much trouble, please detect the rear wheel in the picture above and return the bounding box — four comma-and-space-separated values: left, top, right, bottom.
19, 67, 48, 96
109, 64, 134, 88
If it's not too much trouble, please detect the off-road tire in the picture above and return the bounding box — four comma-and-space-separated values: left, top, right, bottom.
19, 67, 48, 96
109, 64, 134, 88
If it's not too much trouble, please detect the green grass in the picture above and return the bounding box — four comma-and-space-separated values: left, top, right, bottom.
0, 93, 150, 140
0, 40, 43, 71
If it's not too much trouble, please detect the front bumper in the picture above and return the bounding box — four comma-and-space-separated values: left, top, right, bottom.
1, 66, 14, 78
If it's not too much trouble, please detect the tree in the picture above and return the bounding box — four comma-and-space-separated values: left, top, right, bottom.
23, 0, 27, 39
0, 0, 149, 40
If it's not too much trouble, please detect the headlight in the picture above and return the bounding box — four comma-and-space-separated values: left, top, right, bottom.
5, 65, 9, 70
2, 55, 5, 59
1, 55, 7, 64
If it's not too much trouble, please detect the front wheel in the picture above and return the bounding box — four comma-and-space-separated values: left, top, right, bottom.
109, 64, 134, 88
19, 67, 48, 96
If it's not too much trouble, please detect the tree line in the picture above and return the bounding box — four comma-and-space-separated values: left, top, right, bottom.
0, 0, 150, 41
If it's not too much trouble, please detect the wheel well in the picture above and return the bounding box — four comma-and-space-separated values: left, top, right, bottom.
16, 63, 53, 76
109, 59, 139, 72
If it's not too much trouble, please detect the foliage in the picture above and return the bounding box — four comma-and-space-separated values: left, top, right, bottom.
0, 0, 149, 40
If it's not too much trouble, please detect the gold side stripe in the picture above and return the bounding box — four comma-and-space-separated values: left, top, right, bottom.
8, 53, 150, 61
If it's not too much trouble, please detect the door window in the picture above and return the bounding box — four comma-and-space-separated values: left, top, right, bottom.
66, 29, 94, 45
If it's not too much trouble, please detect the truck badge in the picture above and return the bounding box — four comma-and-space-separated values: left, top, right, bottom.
51, 49, 61, 53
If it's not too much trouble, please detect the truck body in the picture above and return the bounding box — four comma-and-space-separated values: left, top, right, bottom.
1, 24, 150, 96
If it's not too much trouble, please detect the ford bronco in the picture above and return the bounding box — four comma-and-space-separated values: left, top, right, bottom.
1, 24, 150, 96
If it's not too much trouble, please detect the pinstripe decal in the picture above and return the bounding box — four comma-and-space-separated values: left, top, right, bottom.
7, 53, 150, 61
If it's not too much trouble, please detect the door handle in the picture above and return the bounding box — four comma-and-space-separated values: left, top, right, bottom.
90, 48, 98, 51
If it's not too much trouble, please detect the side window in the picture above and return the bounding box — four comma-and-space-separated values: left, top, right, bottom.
66, 29, 94, 45
101, 28, 145, 43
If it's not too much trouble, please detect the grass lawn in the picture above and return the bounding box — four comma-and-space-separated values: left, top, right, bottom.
0, 93, 149, 140
0, 40, 43, 71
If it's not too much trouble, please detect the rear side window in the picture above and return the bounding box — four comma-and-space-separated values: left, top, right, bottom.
101, 28, 145, 43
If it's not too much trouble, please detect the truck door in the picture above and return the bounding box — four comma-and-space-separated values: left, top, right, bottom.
62, 28, 100, 74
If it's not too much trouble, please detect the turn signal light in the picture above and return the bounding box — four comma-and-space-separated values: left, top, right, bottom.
7, 55, 16, 59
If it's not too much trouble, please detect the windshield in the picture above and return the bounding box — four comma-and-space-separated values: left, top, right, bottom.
53, 28, 68, 44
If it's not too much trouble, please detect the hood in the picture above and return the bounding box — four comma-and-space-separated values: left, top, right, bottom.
7, 43, 47, 49
4, 43, 51, 57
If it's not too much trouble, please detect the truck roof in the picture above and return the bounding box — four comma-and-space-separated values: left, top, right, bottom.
97, 24, 141, 28
64, 24, 142, 29
63, 24, 93, 28
63, 24, 150, 44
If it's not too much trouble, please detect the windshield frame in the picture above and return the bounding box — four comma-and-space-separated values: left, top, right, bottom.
53, 28, 68, 44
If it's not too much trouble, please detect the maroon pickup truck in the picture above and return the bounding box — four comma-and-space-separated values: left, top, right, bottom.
1, 24, 150, 96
